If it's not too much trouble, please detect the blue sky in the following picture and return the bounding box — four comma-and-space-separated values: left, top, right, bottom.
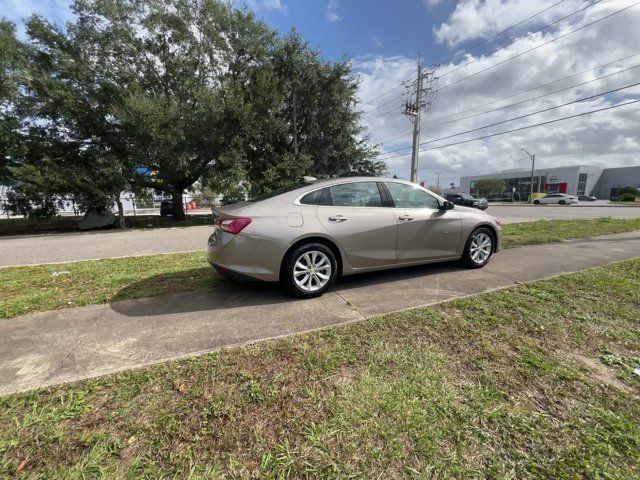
243, 0, 455, 64
3, 0, 639, 186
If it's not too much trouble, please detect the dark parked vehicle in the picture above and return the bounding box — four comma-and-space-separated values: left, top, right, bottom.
160, 199, 173, 217
578, 195, 597, 202
221, 195, 242, 206
445, 193, 489, 210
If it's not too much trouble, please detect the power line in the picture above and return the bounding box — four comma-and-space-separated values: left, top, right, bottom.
421, 81, 640, 146
359, 80, 409, 107
377, 99, 640, 160
361, 0, 572, 111
425, 52, 640, 125
377, 80, 640, 158
362, 94, 404, 115
439, 0, 603, 78
425, 62, 640, 129
376, 128, 413, 145
435, 1, 640, 93
366, 103, 403, 121
437, 0, 571, 67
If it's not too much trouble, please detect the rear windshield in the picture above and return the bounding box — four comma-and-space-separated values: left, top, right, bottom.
248, 183, 310, 202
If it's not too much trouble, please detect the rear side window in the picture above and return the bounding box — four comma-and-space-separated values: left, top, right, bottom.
385, 182, 440, 209
300, 189, 322, 205
329, 182, 383, 207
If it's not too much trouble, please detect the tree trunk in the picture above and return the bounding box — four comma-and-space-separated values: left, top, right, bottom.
172, 191, 186, 221
115, 195, 127, 229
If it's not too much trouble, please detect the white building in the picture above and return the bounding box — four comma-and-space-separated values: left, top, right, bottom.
456, 165, 640, 200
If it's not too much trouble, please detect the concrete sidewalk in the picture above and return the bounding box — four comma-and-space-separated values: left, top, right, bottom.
1, 231, 639, 396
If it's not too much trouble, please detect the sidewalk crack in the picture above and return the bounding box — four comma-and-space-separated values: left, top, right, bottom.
38, 309, 110, 388
334, 291, 367, 321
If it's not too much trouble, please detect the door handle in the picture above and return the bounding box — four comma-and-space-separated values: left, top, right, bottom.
398, 215, 414, 221
328, 215, 348, 222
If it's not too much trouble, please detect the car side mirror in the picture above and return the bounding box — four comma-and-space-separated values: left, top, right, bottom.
440, 201, 455, 210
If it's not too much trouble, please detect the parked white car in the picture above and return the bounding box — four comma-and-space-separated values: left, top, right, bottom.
533, 193, 578, 205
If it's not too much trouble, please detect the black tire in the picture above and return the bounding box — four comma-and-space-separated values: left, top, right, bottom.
461, 227, 494, 269
559, 200, 566, 205
533, 199, 540, 205
282, 243, 338, 298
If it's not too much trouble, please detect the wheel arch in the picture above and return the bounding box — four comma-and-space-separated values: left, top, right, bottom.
280, 235, 345, 281
472, 223, 499, 253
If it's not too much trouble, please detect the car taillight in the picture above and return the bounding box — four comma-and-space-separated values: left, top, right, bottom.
215, 217, 252, 234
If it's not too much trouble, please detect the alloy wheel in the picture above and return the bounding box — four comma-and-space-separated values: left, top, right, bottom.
293, 250, 332, 292
470, 233, 492, 264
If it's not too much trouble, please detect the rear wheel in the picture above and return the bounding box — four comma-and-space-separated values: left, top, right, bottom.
533, 199, 540, 205
282, 243, 338, 298
559, 200, 566, 205
462, 228, 494, 268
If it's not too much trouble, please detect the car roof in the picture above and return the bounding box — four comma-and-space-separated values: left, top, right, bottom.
302, 176, 445, 197
250, 176, 447, 205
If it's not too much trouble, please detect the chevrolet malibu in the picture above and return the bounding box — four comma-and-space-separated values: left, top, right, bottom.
208, 177, 502, 298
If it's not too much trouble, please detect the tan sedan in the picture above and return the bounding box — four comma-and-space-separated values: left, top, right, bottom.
208, 177, 502, 298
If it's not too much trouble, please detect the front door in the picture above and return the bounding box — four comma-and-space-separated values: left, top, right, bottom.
384, 182, 462, 262
317, 181, 397, 269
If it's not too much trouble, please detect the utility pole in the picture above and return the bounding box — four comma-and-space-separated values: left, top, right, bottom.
409, 63, 423, 184
436, 171, 441, 193
404, 56, 438, 183
520, 148, 535, 203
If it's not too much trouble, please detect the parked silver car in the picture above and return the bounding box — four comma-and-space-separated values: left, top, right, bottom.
208, 177, 502, 297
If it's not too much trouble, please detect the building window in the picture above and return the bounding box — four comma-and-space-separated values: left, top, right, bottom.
577, 173, 588, 196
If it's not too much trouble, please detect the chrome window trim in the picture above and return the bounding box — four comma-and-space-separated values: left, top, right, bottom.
292, 179, 445, 208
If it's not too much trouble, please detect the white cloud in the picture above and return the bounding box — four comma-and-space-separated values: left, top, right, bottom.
245, 0, 287, 14
372, 36, 383, 48
423, 0, 447, 8
326, 0, 340, 22
433, 0, 590, 47
355, 1, 640, 187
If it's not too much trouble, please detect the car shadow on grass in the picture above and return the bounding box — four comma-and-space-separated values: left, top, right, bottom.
108, 261, 467, 317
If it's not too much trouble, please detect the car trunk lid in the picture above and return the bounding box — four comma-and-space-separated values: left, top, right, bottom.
212, 202, 251, 220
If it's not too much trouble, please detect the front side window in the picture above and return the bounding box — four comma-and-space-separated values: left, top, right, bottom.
385, 182, 440, 209
328, 182, 383, 207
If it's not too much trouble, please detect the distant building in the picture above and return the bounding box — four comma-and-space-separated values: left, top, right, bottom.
457, 165, 640, 200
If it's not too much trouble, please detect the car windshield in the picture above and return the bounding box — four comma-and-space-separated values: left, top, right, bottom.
248, 182, 310, 202
460, 194, 475, 199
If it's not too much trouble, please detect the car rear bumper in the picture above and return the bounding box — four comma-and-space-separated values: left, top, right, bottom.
207, 227, 287, 281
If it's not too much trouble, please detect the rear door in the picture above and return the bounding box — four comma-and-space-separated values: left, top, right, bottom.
317, 181, 397, 268
383, 182, 462, 262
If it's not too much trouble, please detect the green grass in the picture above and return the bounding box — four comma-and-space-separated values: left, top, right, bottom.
501, 217, 640, 248
2, 217, 639, 319
609, 201, 640, 206
1, 259, 639, 478
0, 252, 224, 318
0, 214, 213, 236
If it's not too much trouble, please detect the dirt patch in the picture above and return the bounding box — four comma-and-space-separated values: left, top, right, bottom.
568, 352, 634, 394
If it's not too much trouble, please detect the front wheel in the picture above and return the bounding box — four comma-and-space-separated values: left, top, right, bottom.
282, 243, 338, 298
462, 228, 494, 268
533, 199, 540, 205
559, 200, 566, 205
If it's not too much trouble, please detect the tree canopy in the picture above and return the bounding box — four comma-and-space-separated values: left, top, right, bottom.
474, 178, 506, 195
1, 0, 384, 221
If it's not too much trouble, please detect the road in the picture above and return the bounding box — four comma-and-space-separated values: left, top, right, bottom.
1, 231, 638, 395
0, 204, 638, 267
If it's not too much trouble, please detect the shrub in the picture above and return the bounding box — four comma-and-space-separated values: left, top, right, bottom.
615, 193, 637, 202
